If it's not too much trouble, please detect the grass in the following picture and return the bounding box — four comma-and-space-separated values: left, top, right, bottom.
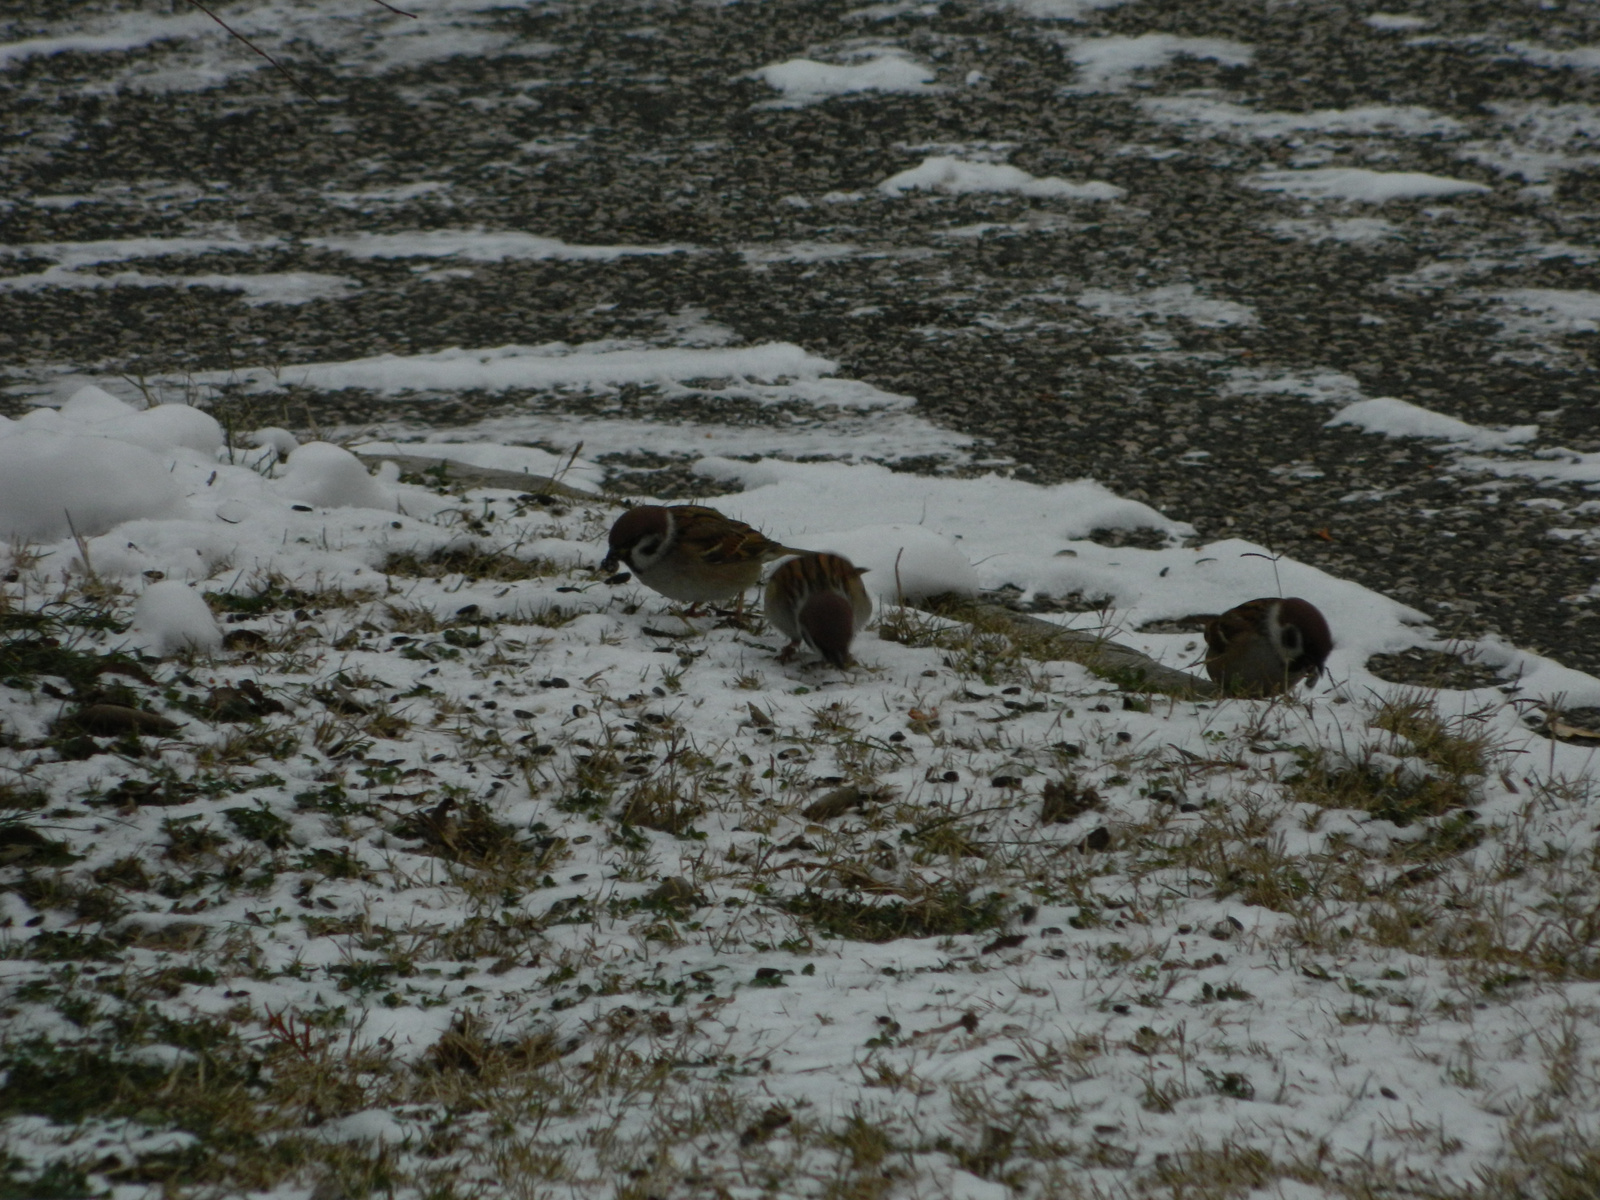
1, 540, 1597, 1200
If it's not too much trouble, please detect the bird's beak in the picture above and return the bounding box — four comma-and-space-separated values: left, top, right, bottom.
599, 551, 620, 573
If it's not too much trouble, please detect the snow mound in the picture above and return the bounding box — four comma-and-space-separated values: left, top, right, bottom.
0, 429, 185, 540
130, 581, 223, 656
250, 427, 301, 458
59, 384, 135, 421
278, 442, 397, 511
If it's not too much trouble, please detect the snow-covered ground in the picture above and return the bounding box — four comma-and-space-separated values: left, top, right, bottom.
4, 0, 1600, 1195
0, 387, 1597, 1198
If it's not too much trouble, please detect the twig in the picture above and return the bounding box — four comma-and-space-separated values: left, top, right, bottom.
1240, 546, 1285, 598
552, 441, 585, 490
63, 510, 98, 586
181, 0, 320, 102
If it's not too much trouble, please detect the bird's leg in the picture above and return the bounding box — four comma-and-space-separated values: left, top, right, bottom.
714, 589, 756, 630
777, 640, 800, 663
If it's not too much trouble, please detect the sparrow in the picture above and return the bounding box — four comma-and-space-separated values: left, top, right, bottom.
764, 551, 872, 667
601, 504, 808, 614
1202, 597, 1332, 697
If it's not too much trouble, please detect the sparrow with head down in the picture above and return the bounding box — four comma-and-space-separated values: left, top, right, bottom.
602, 504, 809, 614
764, 551, 872, 667
1202, 597, 1332, 696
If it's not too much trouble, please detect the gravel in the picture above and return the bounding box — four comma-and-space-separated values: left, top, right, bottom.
1, 0, 1596, 674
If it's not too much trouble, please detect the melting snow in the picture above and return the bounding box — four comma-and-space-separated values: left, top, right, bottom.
1061, 35, 1253, 93
748, 53, 938, 106
879, 156, 1124, 199
1245, 166, 1491, 201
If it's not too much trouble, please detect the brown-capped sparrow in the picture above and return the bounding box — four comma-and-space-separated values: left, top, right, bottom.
764, 551, 872, 667
601, 504, 809, 614
1202, 597, 1332, 696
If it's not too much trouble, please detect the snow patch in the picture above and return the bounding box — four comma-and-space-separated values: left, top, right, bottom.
278, 443, 398, 512
1224, 369, 1366, 405
879, 156, 1123, 200
1458, 102, 1600, 182
1367, 13, 1430, 30
1063, 36, 1253, 93
748, 53, 937, 106
1485, 288, 1600, 338
188, 342, 898, 405
306, 230, 693, 262
1326, 398, 1538, 452
1143, 96, 1460, 138
1077, 284, 1256, 328
130, 581, 223, 656
692, 457, 1190, 557
1245, 168, 1490, 202
1509, 42, 1600, 72
1003, 0, 1130, 20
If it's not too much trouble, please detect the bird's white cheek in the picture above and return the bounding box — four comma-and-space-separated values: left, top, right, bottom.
630, 537, 668, 569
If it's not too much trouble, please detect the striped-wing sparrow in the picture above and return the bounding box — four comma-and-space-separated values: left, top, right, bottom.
1202, 597, 1332, 696
764, 551, 872, 667
602, 504, 807, 613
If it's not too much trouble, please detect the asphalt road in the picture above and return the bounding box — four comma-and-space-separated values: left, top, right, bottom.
2, 0, 1597, 678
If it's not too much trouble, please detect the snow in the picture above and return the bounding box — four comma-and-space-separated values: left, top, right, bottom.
0, 266, 357, 304
305, 230, 694, 262
879, 156, 1123, 199
748, 54, 937, 106
184, 341, 910, 407
129, 580, 223, 656
0, 0, 559, 92
1077, 284, 1256, 328
352, 440, 605, 494
367, 406, 972, 467
1486, 288, 1600, 337
1367, 13, 1430, 30
1325, 397, 1538, 452
1456, 446, 1600, 487
250, 426, 301, 459
1458, 102, 1600, 181
1270, 216, 1399, 243
799, 525, 978, 607
278, 442, 399, 512
0, 12, 216, 68
1143, 96, 1461, 138
5, 3, 1600, 1195
1062, 35, 1253, 93
1003, 0, 1130, 20
316, 1109, 411, 1148
0, 427, 185, 541
1225, 368, 1366, 405
0, 234, 359, 303
1245, 167, 1491, 202
693, 456, 1190, 555
1510, 42, 1600, 72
